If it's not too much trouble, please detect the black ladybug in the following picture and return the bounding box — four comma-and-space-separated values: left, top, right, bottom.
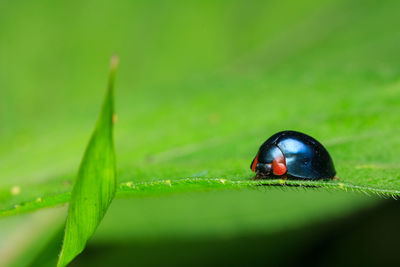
250, 131, 336, 180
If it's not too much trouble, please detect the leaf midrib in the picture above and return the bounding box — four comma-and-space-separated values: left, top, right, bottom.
1, 178, 398, 218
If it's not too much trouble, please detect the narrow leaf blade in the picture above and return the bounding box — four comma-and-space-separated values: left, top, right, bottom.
57, 56, 119, 267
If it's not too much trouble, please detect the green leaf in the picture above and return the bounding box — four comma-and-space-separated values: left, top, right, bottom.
1, 1, 400, 211
57, 56, 119, 267
1, 178, 399, 218
1, 1, 400, 265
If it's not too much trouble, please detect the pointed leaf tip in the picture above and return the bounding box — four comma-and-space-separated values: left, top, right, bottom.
57, 56, 118, 267
110, 54, 119, 70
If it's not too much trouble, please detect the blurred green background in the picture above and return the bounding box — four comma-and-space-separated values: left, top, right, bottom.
1, 0, 400, 266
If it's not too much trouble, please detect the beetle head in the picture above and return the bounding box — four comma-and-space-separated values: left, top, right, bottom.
251, 145, 287, 178
255, 163, 273, 178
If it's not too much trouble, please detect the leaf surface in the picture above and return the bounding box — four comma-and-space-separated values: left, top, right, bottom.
0, 1, 400, 265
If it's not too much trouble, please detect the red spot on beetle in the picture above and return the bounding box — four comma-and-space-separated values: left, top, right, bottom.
272, 156, 287, 176
251, 152, 259, 172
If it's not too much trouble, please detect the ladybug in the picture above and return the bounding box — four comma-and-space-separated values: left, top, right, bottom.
250, 131, 336, 180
